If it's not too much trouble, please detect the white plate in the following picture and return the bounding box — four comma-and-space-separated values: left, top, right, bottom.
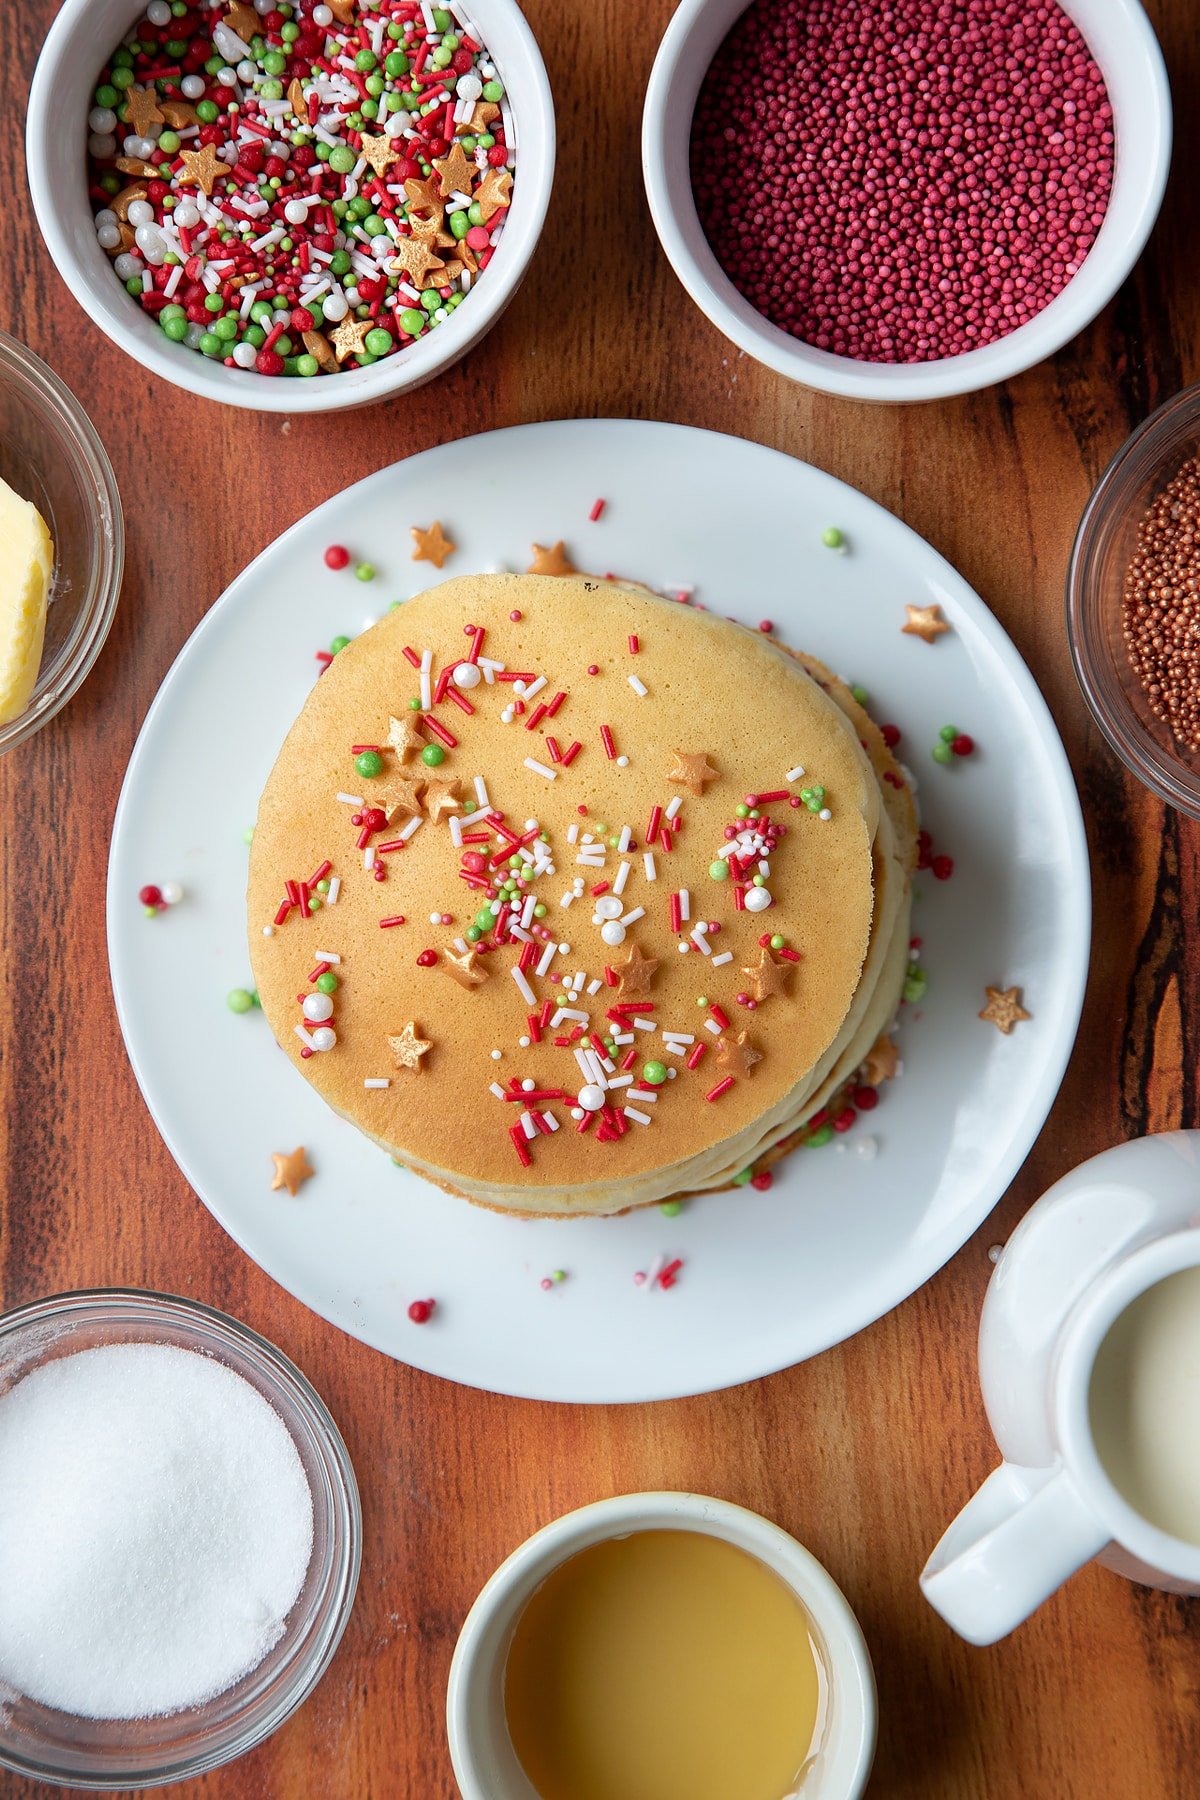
108, 420, 1089, 1402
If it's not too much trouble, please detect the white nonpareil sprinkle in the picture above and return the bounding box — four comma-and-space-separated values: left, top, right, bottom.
0, 1344, 312, 1719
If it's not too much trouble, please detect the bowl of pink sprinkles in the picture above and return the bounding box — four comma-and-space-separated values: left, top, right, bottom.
643, 0, 1171, 403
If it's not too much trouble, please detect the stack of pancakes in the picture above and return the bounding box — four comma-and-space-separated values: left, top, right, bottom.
249, 574, 916, 1215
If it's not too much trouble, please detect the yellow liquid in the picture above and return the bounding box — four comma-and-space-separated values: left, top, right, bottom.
503, 1530, 824, 1800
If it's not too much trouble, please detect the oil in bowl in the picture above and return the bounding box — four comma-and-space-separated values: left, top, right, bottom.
503, 1530, 826, 1800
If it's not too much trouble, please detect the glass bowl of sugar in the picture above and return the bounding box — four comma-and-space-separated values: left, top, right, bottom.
0, 1288, 361, 1790
1068, 381, 1200, 821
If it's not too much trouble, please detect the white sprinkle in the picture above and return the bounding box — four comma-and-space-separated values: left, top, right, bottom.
336, 792, 363, 806
612, 1030, 634, 1045
616, 756, 629, 768
691, 928, 712, 955
363, 1078, 390, 1089
476, 661, 503, 686
633, 1017, 656, 1032
820, 808, 832, 821
474, 776, 490, 808
535, 941, 558, 977
491, 1049, 503, 1061
419, 648, 432, 710
522, 675, 547, 701
626, 1088, 658, 1103
325, 877, 340, 906
262, 925, 274, 937
524, 757, 557, 781
679, 889, 690, 922
552, 1007, 589, 1026
621, 906, 645, 926
567, 824, 580, 845
293, 1023, 314, 1047
856, 1135, 879, 1162
520, 1111, 537, 1140
786, 765, 806, 783
628, 675, 648, 697
705, 1019, 722, 1036
662, 1032, 695, 1047
312, 951, 341, 965
606, 1074, 634, 1089
541, 1111, 560, 1132
617, 825, 632, 853
559, 891, 575, 909
711, 951, 734, 967
613, 861, 631, 896
510, 965, 536, 1006
490, 1082, 507, 1100
520, 894, 536, 929
399, 815, 423, 841
665, 796, 683, 820
453, 935, 469, 952
586, 979, 602, 996
643, 1254, 665, 1290
364, 846, 376, 871
449, 814, 464, 849
623, 1107, 652, 1125
643, 852, 657, 881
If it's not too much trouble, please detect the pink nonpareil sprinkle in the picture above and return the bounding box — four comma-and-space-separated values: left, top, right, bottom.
689, 0, 1115, 364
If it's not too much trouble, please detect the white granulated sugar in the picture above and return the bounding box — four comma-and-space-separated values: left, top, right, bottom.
0, 1343, 314, 1718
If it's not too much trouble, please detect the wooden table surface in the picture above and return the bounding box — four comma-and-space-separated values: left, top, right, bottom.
3, 1, 1198, 1795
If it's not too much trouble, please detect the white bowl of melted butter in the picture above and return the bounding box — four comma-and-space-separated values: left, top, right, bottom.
447, 1491, 876, 1800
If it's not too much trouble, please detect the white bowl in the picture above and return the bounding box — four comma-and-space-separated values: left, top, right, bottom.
27, 0, 554, 415
642, 0, 1171, 403
447, 1492, 876, 1800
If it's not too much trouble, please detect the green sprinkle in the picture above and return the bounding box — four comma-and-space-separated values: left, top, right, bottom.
330, 634, 350, 654
316, 972, 338, 995
659, 1200, 683, 1217
421, 744, 445, 767
307, 895, 321, 913
242, 826, 254, 845
821, 525, 844, 549
355, 562, 376, 582
851, 684, 869, 706
355, 750, 383, 778
642, 1060, 668, 1085
708, 859, 729, 881
226, 987, 254, 1013
732, 1167, 754, 1187
770, 934, 785, 950
932, 743, 952, 764
806, 1124, 834, 1148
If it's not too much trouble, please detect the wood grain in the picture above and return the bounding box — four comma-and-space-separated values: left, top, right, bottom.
2, 1, 1199, 1795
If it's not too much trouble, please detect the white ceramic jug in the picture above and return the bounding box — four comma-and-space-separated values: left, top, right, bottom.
921, 1132, 1200, 1644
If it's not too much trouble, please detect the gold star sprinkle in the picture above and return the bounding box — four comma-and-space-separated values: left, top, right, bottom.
302, 329, 337, 374
287, 77, 307, 122
377, 777, 425, 824
326, 0, 355, 21
978, 986, 1031, 1034
404, 174, 445, 231
421, 777, 462, 824
527, 541, 577, 578
442, 947, 489, 989
114, 156, 159, 179
388, 1021, 432, 1072
224, 0, 259, 38
716, 1031, 763, 1077
387, 713, 426, 761
863, 1034, 900, 1084
176, 141, 222, 196
614, 942, 660, 1002
741, 949, 793, 1005
474, 166, 512, 224
666, 750, 721, 796
902, 603, 950, 644
433, 141, 474, 197
330, 316, 374, 364
159, 99, 199, 130
122, 83, 164, 137
389, 235, 444, 288
358, 131, 402, 179
411, 520, 456, 567
271, 1147, 314, 1196
456, 100, 500, 139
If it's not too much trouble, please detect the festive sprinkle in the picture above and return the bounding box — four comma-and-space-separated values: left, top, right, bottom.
86, 3, 515, 381
902, 604, 950, 644
270, 1147, 313, 1197
978, 985, 1031, 1034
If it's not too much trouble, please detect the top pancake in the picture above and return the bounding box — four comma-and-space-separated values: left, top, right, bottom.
248, 574, 882, 1212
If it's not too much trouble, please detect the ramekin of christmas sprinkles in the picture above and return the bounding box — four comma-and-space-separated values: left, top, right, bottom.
642, 0, 1170, 403
28, 0, 554, 414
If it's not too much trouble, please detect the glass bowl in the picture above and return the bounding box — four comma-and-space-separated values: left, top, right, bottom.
0, 332, 123, 753
1067, 382, 1200, 819
0, 1289, 361, 1791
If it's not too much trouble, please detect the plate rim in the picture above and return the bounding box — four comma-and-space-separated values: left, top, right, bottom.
107, 418, 1091, 1401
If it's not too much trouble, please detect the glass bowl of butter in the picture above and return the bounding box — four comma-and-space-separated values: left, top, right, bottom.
0, 331, 123, 753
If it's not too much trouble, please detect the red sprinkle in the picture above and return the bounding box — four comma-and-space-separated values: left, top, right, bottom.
628, 635, 639, 655
589, 498, 606, 522
932, 855, 955, 881
706, 1076, 735, 1102
379, 915, 406, 927
416, 948, 437, 967
750, 1170, 774, 1191
600, 725, 617, 760
686, 1042, 707, 1069
324, 545, 350, 570
407, 1299, 435, 1324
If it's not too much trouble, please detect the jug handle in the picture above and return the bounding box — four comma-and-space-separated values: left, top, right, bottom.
920, 1461, 1109, 1644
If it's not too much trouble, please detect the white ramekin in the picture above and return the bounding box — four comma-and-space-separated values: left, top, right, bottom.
27, 0, 554, 415
642, 0, 1171, 403
447, 1491, 876, 1800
